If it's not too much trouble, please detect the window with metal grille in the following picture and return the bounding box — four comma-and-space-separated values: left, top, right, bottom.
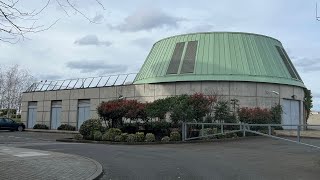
166, 42, 185, 74
275, 46, 299, 80
180, 41, 198, 74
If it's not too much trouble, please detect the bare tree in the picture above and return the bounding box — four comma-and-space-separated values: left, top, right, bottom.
0, 65, 34, 117
0, 0, 105, 43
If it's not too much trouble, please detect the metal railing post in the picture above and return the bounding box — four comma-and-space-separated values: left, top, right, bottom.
243, 124, 246, 137
182, 122, 186, 141
201, 124, 204, 137
268, 125, 271, 135
297, 125, 301, 142
221, 124, 224, 134
181, 123, 184, 141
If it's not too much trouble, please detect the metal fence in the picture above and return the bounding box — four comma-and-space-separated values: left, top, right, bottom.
182, 122, 320, 149
25, 73, 138, 92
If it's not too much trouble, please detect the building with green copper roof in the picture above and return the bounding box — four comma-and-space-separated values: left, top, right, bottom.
134, 32, 304, 88
21, 32, 306, 130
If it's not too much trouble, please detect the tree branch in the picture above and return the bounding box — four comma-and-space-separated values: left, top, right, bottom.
0, 0, 105, 43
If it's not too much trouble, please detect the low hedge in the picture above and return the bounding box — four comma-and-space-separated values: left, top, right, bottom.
33, 124, 49, 130
170, 131, 181, 141
103, 128, 122, 141
74, 134, 83, 140
145, 133, 155, 142
57, 124, 76, 131
161, 136, 170, 142
79, 119, 103, 140
127, 134, 136, 143
93, 131, 102, 141
135, 132, 145, 142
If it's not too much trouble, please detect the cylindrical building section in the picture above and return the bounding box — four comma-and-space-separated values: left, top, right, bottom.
134, 32, 305, 128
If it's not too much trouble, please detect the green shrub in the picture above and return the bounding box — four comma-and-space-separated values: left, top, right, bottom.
144, 121, 171, 140
57, 124, 76, 131
102, 133, 112, 141
106, 128, 122, 141
135, 132, 145, 142
114, 135, 122, 142
127, 134, 136, 143
121, 123, 138, 134
145, 133, 155, 142
225, 132, 237, 138
79, 119, 103, 140
199, 128, 215, 139
161, 136, 170, 142
212, 128, 218, 134
73, 134, 83, 140
204, 116, 214, 123
215, 134, 226, 139
120, 133, 128, 142
33, 124, 49, 130
100, 126, 108, 134
170, 131, 181, 141
214, 100, 231, 122
93, 131, 102, 141
114, 133, 128, 142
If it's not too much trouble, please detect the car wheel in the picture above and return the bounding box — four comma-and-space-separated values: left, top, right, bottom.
17, 126, 23, 132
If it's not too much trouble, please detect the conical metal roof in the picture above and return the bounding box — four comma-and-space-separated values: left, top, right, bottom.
134, 32, 304, 87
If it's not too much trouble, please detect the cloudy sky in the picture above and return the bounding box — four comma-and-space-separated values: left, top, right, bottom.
0, 0, 319, 110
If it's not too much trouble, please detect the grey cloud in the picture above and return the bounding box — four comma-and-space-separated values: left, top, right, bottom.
66, 60, 128, 74
74, 35, 112, 46
292, 57, 320, 73
112, 8, 184, 32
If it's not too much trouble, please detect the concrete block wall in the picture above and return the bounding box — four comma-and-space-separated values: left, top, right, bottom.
21, 81, 305, 129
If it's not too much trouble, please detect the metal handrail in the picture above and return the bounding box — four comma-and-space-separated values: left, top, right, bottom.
182, 122, 320, 149
184, 122, 320, 127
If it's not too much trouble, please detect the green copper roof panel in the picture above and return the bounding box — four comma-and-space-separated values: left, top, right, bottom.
134, 32, 305, 88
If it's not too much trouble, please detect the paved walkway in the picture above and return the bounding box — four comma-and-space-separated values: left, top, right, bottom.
0, 146, 102, 180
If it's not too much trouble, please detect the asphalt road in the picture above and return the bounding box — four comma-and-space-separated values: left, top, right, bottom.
1, 130, 320, 180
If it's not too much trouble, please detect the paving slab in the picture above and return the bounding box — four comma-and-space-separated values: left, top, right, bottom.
0, 146, 102, 180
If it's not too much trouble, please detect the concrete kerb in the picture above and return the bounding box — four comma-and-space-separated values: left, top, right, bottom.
56, 136, 257, 145
82, 156, 103, 180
